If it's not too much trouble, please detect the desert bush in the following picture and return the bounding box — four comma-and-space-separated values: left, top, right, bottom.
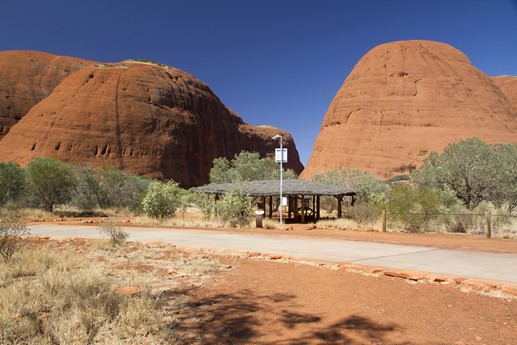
71, 166, 103, 210
194, 192, 217, 219
98, 220, 128, 246
215, 187, 254, 227
25, 157, 78, 212
386, 184, 444, 232
98, 167, 150, 211
0, 162, 26, 206
345, 203, 380, 226
0, 212, 29, 262
142, 180, 182, 218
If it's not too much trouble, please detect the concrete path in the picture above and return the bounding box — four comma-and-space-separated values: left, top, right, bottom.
29, 225, 517, 285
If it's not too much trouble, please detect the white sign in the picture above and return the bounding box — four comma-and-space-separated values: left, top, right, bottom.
275, 148, 287, 163
255, 210, 265, 215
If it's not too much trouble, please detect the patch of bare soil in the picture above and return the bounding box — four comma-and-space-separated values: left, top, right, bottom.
187, 258, 516, 345
18, 238, 515, 344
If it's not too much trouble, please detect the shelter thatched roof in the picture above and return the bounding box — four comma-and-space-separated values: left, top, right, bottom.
195, 179, 356, 197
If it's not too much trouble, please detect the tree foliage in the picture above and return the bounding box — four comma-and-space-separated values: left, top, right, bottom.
142, 180, 182, 218
26, 157, 77, 212
412, 138, 517, 211
311, 168, 388, 203
0, 162, 26, 206
209, 151, 297, 183
72, 167, 150, 211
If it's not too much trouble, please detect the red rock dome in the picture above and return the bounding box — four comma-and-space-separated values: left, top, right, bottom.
0, 60, 303, 187
301, 40, 517, 180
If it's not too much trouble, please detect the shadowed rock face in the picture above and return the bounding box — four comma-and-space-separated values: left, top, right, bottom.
0, 60, 303, 187
0, 50, 95, 139
301, 40, 517, 180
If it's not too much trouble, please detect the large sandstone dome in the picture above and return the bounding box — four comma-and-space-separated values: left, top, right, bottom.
301, 40, 517, 180
0, 59, 303, 187
0, 50, 94, 139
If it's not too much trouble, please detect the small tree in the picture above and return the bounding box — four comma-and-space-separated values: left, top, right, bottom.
0, 212, 30, 262
26, 157, 77, 212
0, 162, 26, 206
142, 180, 181, 218
209, 151, 297, 183
412, 138, 516, 210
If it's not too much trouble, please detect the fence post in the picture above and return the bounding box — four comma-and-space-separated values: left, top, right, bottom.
381, 209, 387, 232
486, 212, 492, 239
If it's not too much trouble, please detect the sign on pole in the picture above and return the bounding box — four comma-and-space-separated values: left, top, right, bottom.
275, 148, 287, 163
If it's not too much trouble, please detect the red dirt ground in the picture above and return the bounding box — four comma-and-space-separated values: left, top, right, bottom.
30, 218, 517, 344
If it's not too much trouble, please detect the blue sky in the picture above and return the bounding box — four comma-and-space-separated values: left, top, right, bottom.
1, 0, 516, 165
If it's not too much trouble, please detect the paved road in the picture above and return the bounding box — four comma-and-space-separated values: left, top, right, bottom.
29, 225, 517, 285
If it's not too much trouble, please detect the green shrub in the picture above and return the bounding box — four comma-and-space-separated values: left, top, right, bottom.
142, 181, 181, 218
0, 162, 26, 206
345, 203, 380, 226
386, 184, 444, 232
215, 187, 254, 227
194, 192, 216, 219
26, 157, 77, 212
98, 168, 150, 211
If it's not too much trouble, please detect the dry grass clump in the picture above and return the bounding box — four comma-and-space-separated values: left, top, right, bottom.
316, 218, 361, 230
0, 242, 220, 344
256, 219, 284, 230
133, 215, 226, 229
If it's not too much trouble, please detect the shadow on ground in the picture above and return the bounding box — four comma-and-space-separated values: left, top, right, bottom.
163, 288, 424, 345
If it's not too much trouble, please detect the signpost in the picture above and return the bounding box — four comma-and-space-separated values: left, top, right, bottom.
272, 134, 287, 225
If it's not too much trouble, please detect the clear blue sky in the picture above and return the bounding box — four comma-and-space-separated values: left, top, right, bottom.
1, 0, 516, 165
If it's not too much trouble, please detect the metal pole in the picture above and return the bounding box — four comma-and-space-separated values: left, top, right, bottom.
279, 136, 283, 225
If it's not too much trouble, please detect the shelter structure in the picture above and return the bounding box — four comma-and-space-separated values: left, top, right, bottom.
195, 179, 356, 223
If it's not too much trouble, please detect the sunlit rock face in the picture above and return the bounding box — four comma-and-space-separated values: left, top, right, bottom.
301, 40, 517, 180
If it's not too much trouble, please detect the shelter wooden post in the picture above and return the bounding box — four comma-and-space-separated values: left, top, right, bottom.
381, 209, 386, 232
301, 194, 305, 223
288, 195, 292, 219
268, 196, 273, 219
337, 195, 343, 218
294, 195, 299, 222
316, 195, 320, 220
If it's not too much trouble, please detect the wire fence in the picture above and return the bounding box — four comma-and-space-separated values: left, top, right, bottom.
382, 211, 517, 239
